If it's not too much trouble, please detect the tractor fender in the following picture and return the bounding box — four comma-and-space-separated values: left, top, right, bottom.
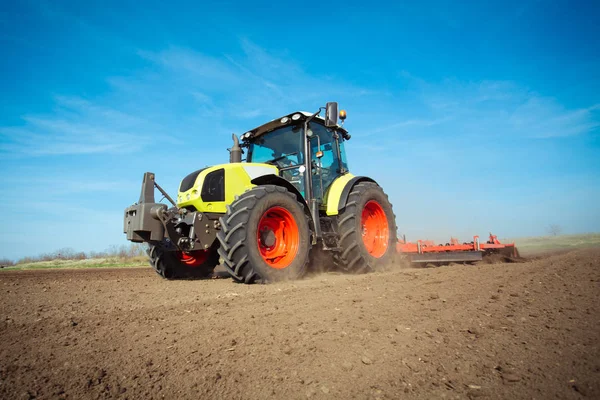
326, 175, 377, 216
250, 174, 310, 212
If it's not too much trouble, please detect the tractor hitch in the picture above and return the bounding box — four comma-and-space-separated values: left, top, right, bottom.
123, 172, 219, 252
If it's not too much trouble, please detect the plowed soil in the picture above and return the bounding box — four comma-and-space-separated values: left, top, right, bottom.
1, 249, 599, 399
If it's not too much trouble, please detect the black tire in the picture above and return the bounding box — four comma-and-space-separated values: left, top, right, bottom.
147, 240, 219, 280
217, 185, 311, 284
336, 182, 397, 273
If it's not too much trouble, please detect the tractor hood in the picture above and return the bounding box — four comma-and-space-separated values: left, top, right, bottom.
177, 163, 278, 213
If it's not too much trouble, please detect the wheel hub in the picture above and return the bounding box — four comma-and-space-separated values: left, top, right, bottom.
260, 227, 277, 248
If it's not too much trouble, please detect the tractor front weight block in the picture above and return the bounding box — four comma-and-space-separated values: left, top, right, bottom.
124, 202, 168, 242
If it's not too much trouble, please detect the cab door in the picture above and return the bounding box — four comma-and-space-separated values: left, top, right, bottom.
309, 123, 346, 204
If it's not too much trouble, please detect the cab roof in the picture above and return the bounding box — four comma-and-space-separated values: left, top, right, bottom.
241, 111, 348, 142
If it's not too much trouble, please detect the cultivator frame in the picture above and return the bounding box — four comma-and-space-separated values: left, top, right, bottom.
397, 233, 519, 264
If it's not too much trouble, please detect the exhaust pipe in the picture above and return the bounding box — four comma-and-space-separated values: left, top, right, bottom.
230, 134, 242, 163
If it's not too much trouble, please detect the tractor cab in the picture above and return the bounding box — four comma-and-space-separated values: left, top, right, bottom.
240, 107, 350, 205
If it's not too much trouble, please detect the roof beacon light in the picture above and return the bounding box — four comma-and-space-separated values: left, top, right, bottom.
339, 110, 347, 121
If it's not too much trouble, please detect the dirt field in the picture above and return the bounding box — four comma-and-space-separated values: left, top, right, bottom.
1, 249, 598, 399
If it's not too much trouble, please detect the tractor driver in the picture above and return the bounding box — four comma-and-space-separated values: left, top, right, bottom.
268, 150, 304, 194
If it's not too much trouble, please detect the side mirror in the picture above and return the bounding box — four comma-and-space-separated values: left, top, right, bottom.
325, 102, 338, 127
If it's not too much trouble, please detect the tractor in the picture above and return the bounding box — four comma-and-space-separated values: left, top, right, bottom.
123, 102, 397, 283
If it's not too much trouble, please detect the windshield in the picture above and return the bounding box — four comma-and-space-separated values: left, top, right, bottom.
247, 125, 304, 166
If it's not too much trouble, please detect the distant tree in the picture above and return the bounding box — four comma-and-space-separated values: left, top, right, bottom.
55, 247, 76, 260
0, 258, 15, 267
547, 224, 562, 236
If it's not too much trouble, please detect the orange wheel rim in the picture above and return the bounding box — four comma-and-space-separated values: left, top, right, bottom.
257, 206, 300, 269
361, 200, 389, 258
178, 250, 209, 267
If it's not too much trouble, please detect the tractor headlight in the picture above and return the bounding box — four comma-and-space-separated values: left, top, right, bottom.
280, 117, 290, 124
292, 113, 301, 121
186, 193, 191, 200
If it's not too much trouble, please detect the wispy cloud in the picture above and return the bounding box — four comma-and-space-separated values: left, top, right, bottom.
0, 96, 162, 156
362, 117, 451, 137
136, 39, 378, 114
138, 47, 241, 84
510, 100, 600, 138
386, 76, 600, 140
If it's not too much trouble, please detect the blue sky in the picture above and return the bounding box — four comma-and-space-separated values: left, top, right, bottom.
1, 0, 599, 260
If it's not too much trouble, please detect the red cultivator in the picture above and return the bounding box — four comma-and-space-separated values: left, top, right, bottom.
397, 233, 519, 264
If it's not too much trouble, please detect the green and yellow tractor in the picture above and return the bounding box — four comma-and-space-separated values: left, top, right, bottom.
124, 102, 397, 283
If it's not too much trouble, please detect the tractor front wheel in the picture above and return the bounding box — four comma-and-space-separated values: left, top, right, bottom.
217, 185, 311, 283
336, 182, 397, 273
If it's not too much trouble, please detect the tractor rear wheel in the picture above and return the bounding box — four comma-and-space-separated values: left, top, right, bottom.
147, 240, 219, 279
336, 182, 397, 273
217, 185, 311, 283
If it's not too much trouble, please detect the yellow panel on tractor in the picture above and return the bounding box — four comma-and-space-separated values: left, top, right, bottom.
324, 173, 355, 216
177, 163, 279, 213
